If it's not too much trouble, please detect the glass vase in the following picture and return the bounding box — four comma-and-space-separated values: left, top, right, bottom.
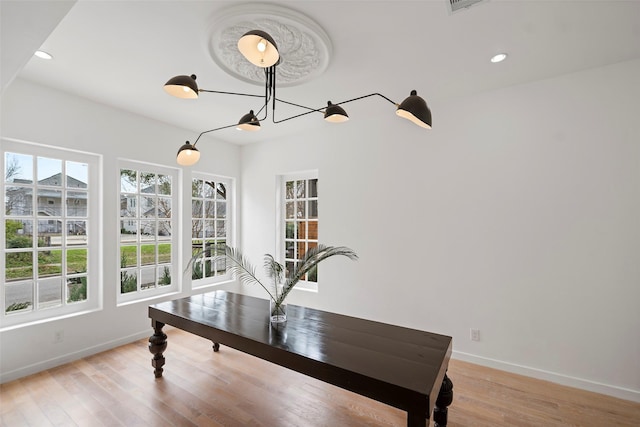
269, 299, 287, 325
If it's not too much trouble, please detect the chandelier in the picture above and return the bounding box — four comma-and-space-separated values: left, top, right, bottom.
164, 30, 432, 166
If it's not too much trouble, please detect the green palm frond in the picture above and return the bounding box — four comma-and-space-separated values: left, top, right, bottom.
185, 241, 224, 271
187, 243, 357, 308
186, 244, 275, 300
276, 245, 358, 305
264, 254, 284, 286
222, 246, 275, 300
264, 253, 284, 298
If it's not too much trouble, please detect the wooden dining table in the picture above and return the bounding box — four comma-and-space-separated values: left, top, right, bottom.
148, 290, 453, 426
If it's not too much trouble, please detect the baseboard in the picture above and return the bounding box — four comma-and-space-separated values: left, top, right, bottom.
0, 329, 152, 384
452, 351, 640, 403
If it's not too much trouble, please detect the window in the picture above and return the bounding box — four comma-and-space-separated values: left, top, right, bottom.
279, 172, 318, 290
118, 161, 179, 303
190, 173, 233, 286
2, 139, 101, 329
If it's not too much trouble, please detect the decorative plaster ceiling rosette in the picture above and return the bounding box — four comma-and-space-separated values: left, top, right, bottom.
208, 4, 332, 87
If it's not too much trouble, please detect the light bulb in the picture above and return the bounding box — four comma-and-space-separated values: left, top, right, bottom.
490, 53, 507, 63
257, 39, 266, 52
34, 50, 53, 60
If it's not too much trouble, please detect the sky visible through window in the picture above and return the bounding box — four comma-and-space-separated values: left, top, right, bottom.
6, 153, 88, 184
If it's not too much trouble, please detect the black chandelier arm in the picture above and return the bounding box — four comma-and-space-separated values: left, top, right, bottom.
255, 103, 269, 121
189, 91, 401, 141
335, 92, 398, 107
192, 65, 275, 100
191, 92, 275, 145
198, 89, 264, 98
271, 93, 400, 124
271, 100, 326, 123
192, 95, 272, 144
275, 97, 319, 112
192, 123, 240, 145
252, 84, 271, 121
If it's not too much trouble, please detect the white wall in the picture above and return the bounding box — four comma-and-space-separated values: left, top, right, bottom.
239, 59, 640, 401
0, 78, 241, 382
2, 59, 639, 401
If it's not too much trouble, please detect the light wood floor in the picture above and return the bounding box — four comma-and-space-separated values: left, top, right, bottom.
1, 329, 638, 426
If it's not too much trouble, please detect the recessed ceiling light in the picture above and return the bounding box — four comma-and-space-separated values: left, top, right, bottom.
490, 53, 507, 63
34, 50, 53, 60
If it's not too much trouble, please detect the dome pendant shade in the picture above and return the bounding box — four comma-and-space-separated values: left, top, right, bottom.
164, 74, 199, 99
176, 141, 201, 166
237, 30, 280, 68
396, 90, 432, 129
236, 110, 261, 131
324, 101, 349, 123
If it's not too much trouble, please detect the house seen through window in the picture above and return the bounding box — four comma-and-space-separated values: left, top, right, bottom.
118, 161, 178, 303
2, 140, 100, 328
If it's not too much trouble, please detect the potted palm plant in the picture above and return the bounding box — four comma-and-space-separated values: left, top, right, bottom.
190, 244, 357, 324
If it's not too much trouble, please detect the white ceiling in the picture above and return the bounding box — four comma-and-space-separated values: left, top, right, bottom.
4, 0, 640, 145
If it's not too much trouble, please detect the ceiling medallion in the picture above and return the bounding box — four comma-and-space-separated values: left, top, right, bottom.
208, 4, 332, 87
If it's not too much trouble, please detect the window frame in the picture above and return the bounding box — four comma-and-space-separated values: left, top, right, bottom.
117, 159, 180, 305
277, 171, 319, 292
1, 138, 102, 330
190, 172, 234, 288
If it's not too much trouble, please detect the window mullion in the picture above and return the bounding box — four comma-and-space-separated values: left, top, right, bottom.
118, 163, 177, 302
191, 175, 232, 286
3, 142, 97, 326
280, 173, 318, 286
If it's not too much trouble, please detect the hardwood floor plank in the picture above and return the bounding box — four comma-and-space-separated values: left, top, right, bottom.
145, 349, 258, 425
446, 359, 640, 426
100, 349, 221, 427
2, 376, 53, 427
0, 381, 33, 427
1, 329, 639, 427
69, 359, 165, 427
35, 369, 97, 427
92, 350, 198, 427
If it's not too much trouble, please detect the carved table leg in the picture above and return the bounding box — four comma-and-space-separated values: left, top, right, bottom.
407, 411, 427, 427
433, 372, 454, 427
212, 342, 220, 352
148, 320, 167, 378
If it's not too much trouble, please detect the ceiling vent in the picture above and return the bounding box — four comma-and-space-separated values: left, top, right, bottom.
447, 0, 487, 14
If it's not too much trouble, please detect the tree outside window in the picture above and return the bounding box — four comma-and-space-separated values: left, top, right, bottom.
2, 142, 99, 328
191, 174, 232, 285
118, 162, 178, 302
281, 174, 318, 283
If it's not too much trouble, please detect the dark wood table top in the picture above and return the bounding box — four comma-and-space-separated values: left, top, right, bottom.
149, 290, 452, 419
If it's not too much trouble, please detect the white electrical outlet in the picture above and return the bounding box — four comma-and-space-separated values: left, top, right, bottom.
470, 328, 480, 342
54, 330, 64, 343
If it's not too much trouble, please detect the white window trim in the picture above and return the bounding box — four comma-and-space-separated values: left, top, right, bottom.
117, 159, 180, 305
1, 138, 103, 330
276, 170, 319, 293
190, 172, 235, 289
